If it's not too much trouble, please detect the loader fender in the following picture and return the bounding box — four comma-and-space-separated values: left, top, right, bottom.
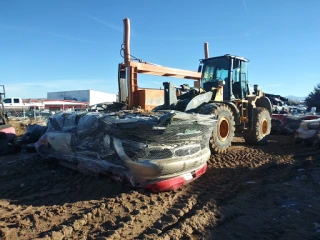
185, 92, 213, 112
255, 96, 272, 116
212, 101, 241, 126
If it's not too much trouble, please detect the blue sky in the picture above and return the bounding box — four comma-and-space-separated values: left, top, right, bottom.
1, 0, 319, 98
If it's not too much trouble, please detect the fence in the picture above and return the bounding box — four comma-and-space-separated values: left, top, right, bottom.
5, 109, 79, 121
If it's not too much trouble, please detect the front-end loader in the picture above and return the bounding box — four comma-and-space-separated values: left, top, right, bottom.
161, 47, 272, 153
117, 18, 272, 154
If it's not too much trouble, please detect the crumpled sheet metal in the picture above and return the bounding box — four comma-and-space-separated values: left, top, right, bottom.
295, 118, 320, 144
35, 110, 216, 187
272, 114, 320, 134
299, 119, 320, 131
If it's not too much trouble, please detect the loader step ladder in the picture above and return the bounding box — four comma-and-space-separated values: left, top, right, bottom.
235, 99, 249, 128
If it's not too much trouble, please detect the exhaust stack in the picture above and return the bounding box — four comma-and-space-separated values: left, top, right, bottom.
204, 42, 209, 59
123, 18, 131, 66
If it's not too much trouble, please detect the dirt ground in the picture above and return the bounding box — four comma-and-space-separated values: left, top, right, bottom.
0, 135, 320, 240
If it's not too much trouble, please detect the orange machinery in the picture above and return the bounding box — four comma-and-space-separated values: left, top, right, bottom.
118, 18, 203, 110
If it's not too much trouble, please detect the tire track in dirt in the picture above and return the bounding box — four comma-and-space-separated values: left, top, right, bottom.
137, 136, 320, 239
1, 135, 320, 239
40, 136, 320, 239
0, 154, 130, 239
42, 190, 193, 239
47, 140, 280, 239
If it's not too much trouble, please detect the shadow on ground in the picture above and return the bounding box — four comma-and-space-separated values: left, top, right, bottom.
0, 153, 131, 206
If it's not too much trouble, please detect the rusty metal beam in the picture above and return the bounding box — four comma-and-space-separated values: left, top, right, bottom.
121, 17, 202, 109
127, 66, 139, 107
130, 62, 201, 80
123, 18, 131, 66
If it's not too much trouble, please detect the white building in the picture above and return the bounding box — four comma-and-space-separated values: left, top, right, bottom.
47, 90, 116, 106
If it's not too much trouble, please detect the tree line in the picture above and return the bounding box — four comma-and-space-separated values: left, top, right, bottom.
306, 83, 320, 111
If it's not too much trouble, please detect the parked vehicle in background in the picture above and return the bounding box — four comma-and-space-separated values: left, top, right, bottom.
3, 97, 44, 112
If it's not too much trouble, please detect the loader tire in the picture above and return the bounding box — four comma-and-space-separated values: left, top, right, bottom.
198, 103, 235, 154
243, 107, 271, 145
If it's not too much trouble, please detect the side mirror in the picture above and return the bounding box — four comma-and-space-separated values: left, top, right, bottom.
198, 65, 202, 73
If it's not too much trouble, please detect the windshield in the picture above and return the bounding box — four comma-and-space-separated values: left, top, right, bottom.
201, 57, 229, 83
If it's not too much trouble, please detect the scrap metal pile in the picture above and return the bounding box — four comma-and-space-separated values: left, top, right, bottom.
271, 114, 320, 134
34, 111, 216, 191
295, 118, 320, 147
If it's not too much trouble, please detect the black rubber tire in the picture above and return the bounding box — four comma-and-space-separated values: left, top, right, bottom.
198, 103, 235, 154
243, 107, 271, 145
0, 132, 9, 155
271, 119, 283, 135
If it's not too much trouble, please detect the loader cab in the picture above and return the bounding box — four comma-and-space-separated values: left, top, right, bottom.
200, 55, 249, 101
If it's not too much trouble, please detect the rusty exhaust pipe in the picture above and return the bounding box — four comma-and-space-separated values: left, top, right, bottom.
123, 18, 131, 66
204, 42, 209, 59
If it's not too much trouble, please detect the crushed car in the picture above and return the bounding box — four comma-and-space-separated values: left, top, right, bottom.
34, 110, 217, 191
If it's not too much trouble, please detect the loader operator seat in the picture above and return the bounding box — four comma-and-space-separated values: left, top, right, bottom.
202, 81, 218, 93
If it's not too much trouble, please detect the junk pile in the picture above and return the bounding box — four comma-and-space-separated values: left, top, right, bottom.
20, 124, 48, 152
271, 114, 320, 135
295, 118, 320, 147
34, 111, 217, 191
265, 93, 289, 113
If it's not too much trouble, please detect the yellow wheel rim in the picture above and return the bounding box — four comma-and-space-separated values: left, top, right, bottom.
218, 117, 230, 141
262, 119, 268, 135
